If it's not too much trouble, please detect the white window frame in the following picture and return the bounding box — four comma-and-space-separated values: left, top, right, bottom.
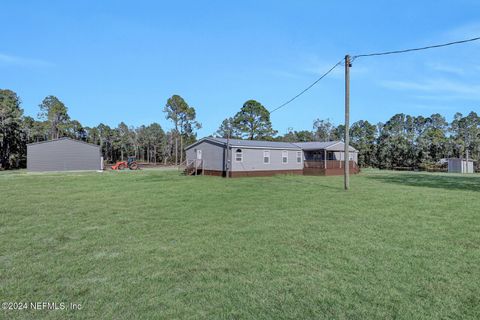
235, 149, 243, 162
282, 150, 288, 164
263, 150, 270, 164
296, 151, 302, 163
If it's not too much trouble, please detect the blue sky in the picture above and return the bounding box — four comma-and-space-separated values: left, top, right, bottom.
1, 0, 479, 136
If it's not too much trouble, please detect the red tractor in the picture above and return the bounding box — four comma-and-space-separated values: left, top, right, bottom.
111, 157, 139, 170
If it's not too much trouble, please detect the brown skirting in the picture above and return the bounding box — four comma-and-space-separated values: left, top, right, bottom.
199, 168, 359, 177
201, 169, 303, 177
202, 170, 224, 177
231, 170, 303, 177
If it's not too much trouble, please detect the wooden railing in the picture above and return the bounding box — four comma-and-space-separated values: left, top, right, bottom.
179, 159, 204, 175
304, 160, 357, 169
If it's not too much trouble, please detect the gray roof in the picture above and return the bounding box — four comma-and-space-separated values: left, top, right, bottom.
186, 137, 358, 152
209, 137, 301, 149
27, 137, 100, 148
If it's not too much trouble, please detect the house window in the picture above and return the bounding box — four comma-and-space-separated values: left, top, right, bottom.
282, 151, 288, 164
296, 151, 302, 163
235, 149, 243, 162
263, 150, 270, 164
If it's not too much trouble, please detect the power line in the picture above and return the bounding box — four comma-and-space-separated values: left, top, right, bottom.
269, 36, 480, 115
269, 59, 343, 114
352, 36, 480, 60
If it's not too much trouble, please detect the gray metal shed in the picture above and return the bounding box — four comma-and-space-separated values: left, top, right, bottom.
27, 138, 102, 172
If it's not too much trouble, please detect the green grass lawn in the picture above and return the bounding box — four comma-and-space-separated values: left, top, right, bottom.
1, 169, 479, 319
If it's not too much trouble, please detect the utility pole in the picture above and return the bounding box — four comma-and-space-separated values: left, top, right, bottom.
226, 130, 230, 179
344, 55, 351, 190
465, 128, 470, 173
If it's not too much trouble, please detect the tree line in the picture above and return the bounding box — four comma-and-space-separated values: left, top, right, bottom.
0, 89, 200, 169
1, 89, 479, 171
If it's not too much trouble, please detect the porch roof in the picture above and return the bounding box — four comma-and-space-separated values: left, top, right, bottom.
293, 141, 358, 152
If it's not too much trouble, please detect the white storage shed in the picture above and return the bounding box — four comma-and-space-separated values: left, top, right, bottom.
447, 158, 474, 174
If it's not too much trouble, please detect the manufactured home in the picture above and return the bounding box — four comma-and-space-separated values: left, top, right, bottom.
185, 137, 359, 177
27, 138, 102, 172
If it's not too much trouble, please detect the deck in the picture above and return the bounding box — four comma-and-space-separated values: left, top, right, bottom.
303, 160, 360, 176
